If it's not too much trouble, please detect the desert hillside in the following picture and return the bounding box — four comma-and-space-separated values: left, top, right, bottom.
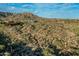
0, 12, 79, 56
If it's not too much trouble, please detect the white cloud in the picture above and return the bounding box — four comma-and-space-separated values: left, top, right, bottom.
22, 4, 32, 8
33, 10, 38, 13
10, 6, 16, 10
22, 4, 28, 7
21, 4, 35, 8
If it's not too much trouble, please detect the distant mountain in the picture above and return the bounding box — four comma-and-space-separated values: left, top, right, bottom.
0, 12, 13, 18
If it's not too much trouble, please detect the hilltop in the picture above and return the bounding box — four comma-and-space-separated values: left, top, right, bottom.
0, 12, 79, 56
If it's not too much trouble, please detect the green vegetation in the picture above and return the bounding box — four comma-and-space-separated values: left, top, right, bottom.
0, 12, 79, 56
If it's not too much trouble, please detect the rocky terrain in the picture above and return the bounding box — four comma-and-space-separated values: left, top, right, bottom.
0, 12, 79, 56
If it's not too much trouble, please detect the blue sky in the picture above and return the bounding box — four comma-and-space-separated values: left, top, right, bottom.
0, 3, 79, 19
